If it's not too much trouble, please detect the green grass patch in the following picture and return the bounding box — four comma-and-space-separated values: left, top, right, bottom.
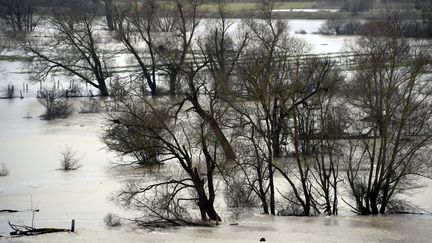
0, 55, 31, 62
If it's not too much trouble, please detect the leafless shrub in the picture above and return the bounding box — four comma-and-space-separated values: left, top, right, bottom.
65, 82, 83, 97
276, 191, 315, 216
342, 25, 432, 215
295, 29, 307, 34
79, 97, 102, 113
224, 175, 259, 221
104, 213, 122, 227
59, 146, 81, 171
319, 17, 361, 35
224, 175, 258, 209
37, 88, 73, 120
385, 199, 422, 214
108, 78, 127, 111
0, 162, 9, 176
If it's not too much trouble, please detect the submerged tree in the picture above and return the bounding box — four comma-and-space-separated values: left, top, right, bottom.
157, 0, 202, 96
343, 23, 432, 214
103, 104, 165, 168
107, 97, 223, 226
26, 9, 113, 96
113, 0, 166, 96
226, 1, 340, 216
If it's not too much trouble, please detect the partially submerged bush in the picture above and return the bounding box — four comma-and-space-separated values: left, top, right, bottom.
295, 29, 307, 35
277, 191, 313, 216
59, 146, 81, 171
104, 213, 122, 227
65, 81, 82, 97
224, 176, 258, 209
0, 163, 9, 176
319, 17, 361, 35
38, 88, 73, 120
224, 174, 259, 221
79, 97, 102, 113
103, 104, 166, 168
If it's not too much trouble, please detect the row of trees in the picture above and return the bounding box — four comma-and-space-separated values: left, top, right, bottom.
0, 0, 115, 32
4, 0, 431, 226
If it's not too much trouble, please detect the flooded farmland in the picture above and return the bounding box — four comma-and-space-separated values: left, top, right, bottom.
1, 17, 432, 243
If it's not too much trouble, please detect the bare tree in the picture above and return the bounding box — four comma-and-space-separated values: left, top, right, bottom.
200, 1, 249, 97
26, 10, 113, 96
113, 0, 166, 96
301, 69, 345, 215
185, 1, 251, 164
227, 2, 323, 215
343, 23, 432, 214
157, 0, 201, 95
107, 97, 223, 225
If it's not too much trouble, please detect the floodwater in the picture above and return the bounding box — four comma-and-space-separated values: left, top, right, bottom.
1, 19, 432, 242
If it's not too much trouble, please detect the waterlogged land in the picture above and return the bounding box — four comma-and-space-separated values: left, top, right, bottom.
0, 98, 432, 242
1, 19, 432, 242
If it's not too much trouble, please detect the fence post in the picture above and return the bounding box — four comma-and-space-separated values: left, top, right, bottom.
71, 219, 75, 232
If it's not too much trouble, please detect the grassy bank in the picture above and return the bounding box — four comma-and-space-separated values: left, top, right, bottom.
0, 55, 32, 62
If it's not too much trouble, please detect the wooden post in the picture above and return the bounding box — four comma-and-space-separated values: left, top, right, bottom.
71, 219, 75, 232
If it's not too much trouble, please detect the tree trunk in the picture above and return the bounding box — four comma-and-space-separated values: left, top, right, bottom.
370, 194, 379, 214
200, 200, 221, 221
269, 161, 275, 215
188, 95, 236, 162
192, 170, 221, 222
260, 195, 269, 214
98, 81, 109, 96
169, 73, 176, 96
104, 0, 115, 31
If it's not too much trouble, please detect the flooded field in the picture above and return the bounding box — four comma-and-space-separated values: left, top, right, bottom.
1, 19, 432, 242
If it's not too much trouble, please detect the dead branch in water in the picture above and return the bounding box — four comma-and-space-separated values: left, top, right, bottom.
0, 210, 19, 213
8, 220, 73, 236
